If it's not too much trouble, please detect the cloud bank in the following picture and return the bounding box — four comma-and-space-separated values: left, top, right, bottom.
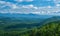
0, 0, 60, 15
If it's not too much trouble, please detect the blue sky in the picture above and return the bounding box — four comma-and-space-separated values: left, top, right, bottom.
1, 0, 55, 6
0, 0, 60, 15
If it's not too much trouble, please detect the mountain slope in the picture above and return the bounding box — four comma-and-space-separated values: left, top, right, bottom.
20, 16, 60, 36
21, 21, 60, 36
0, 13, 53, 32
0, 16, 60, 36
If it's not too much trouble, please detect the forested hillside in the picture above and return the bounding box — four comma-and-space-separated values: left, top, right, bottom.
21, 21, 60, 36
0, 15, 60, 36
0, 20, 60, 36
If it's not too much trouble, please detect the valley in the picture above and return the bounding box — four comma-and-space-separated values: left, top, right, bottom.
0, 13, 60, 36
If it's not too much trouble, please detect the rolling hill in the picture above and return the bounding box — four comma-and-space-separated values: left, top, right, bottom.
0, 13, 52, 31
20, 16, 60, 36
0, 13, 59, 36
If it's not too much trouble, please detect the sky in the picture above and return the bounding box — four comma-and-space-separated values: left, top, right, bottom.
0, 0, 60, 15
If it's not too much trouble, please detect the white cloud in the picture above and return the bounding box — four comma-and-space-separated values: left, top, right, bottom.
53, 0, 60, 4
56, 4, 60, 7
0, 1, 7, 4
22, 4, 34, 8
33, 7, 38, 9
14, 0, 33, 2
47, 6, 52, 8
0, 1, 60, 15
0, 1, 19, 9
14, 0, 23, 2
45, 0, 52, 1
12, 5, 19, 9
28, 4, 34, 8
25, 0, 33, 2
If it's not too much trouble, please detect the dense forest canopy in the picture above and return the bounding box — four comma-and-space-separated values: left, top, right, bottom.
0, 20, 60, 36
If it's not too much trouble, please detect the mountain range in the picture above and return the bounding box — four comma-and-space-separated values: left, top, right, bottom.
0, 13, 60, 36
0, 13, 60, 31
0, 13, 53, 31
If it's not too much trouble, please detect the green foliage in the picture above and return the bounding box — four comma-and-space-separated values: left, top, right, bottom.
0, 21, 60, 36
0, 17, 60, 36
20, 21, 60, 36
